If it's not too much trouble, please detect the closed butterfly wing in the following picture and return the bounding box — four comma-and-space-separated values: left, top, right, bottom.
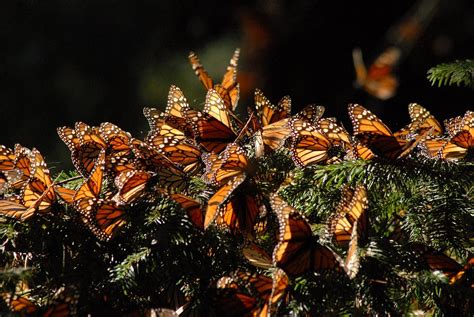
289, 119, 332, 167
271, 194, 341, 276
349, 104, 423, 159
205, 174, 246, 230
194, 89, 238, 153
188, 51, 213, 90
254, 89, 290, 127
73, 150, 106, 202
204, 143, 248, 186
21, 149, 56, 220
114, 170, 152, 204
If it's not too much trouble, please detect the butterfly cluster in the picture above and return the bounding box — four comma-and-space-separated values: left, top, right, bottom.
0, 50, 472, 316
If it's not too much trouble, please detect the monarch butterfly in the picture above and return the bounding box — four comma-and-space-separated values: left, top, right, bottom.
214, 269, 288, 317
99, 122, 133, 157
167, 86, 239, 154
349, 104, 431, 159
58, 122, 133, 176
288, 119, 333, 167
328, 185, 369, 247
421, 110, 473, 161
255, 91, 325, 155
407, 103, 443, 136
352, 47, 400, 100
254, 89, 291, 129
271, 194, 342, 276
205, 174, 262, 235
9, 144, 34, 189
113, 169, 152, 204
73, 149, 106, 203
143, 107, 188, 141
195, 89, 240, 153
203, 143, 249, 187
131, 139, 188, 192
78, 198, 127, 241
147, 134, 202, 174
21, 149, 57, 220
188, 49, 240, 111
164, 193, 204, 229
328, 185, 369, 279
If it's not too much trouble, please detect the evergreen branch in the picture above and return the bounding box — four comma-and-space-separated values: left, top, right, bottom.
427, 59, 474, 88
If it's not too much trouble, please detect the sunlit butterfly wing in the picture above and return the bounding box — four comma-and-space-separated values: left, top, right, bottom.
192, 89, 237, 153
349, 104, 423, 159
316, 117, 351, 145
85, 199, 126, 240
261, 118, 291, 151
203, 143, 248, 187
328, 185, 368, 247
289, 119, 332, 167
271, 194, 341, 276
114, 170, 152, 204
148, 135, 202, 174
99, 122, 132, 157
21, 149, 56, 220
407, 103, 443, 136
143, 107, 188, 141
10, 144, 33, 189
74, 122, 107, 175
188, 51, 213, 90
55, 186, 76, 204
73, 149, 106, 202
254, 89, 290, 127
205, 174, 246, 230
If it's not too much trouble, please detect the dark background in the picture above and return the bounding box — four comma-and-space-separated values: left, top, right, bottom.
1, 0, 472, 172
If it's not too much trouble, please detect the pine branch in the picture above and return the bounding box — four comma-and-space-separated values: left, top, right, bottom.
427, 59, 474, 88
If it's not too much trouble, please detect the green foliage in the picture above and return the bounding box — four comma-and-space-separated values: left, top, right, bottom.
427, 59, 474, 88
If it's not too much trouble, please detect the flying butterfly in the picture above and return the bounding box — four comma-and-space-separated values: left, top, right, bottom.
271, 194, 342, 276
349, 104, 431, 159
188, 49, 240, 111
352, 47, 400, 100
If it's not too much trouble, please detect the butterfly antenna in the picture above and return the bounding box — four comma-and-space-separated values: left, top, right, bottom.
234, 112, 255, 143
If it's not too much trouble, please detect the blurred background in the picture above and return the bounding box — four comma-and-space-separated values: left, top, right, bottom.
0, 0, 472, 171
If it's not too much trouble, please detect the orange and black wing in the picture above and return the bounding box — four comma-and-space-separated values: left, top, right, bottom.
289, 119, 332, 167
271, 194, 341, 276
